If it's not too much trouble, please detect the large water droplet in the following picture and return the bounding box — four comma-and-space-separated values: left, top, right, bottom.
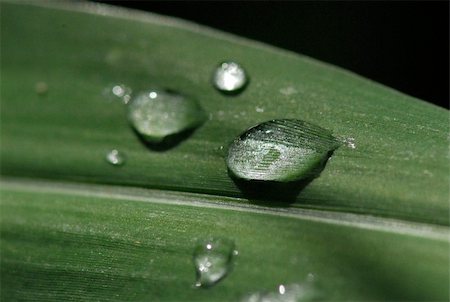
242, 282, 319, 302
127, 89, 206, 146
105, 149, 126, 166
193, 237, 236, 288
213, 61, 248, 94
227, 119, 339, 182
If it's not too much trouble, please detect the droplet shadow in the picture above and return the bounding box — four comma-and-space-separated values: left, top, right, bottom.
231, 177, 315, 205
230, 150, 335, 206
132, 127, 197, 151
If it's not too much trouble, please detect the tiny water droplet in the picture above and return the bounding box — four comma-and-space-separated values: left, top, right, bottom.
106, 149, 126, 166
307, 273, 315, 282
343, 137, 356, 149
193, 238, 236, 288
227, 119, 340, 182
279, 86, 298, 96
128, 89, 206, 145
241, 282, 319, 302
35, 82, 48, 95
215, 145, 226, 156
213, 61, 248, 94
103, 84, 132, 104
423, 169, 433, 177
256, 107, 265, 113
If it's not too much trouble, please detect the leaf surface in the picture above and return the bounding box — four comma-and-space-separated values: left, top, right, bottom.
0, 1, 449, 301
1, 179, 448, 301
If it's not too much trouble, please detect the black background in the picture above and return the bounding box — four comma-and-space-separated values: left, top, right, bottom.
94, 1, 449, 109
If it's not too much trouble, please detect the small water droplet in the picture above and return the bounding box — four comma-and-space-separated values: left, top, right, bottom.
227, 119, 340, 182
128, 89, 206, 145
213, 61, 248, 94
193, 238, 236, 288
35, 82, 48, 95
103, 84, 132, 104
106, 149, 126, 166
256, 107, 265, 113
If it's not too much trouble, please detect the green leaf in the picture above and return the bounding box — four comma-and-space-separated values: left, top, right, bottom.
0, 1, 448, 301
1, 1, 448, 225
1, 179, 448, 301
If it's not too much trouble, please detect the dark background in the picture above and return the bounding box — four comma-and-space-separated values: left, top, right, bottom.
94, 1, 449, 109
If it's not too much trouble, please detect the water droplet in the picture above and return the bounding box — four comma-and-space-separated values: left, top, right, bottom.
103, 84, 132, 104
241, 283, 319, 302
256, 107, 265, 113
128, 89, 206, 145
35, 82, 48, 95
105, 149, 126, 166
193, 237, 236, 288
213, 61, 248, 94
215, 145, 227, 156
227, 119, 340, 182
